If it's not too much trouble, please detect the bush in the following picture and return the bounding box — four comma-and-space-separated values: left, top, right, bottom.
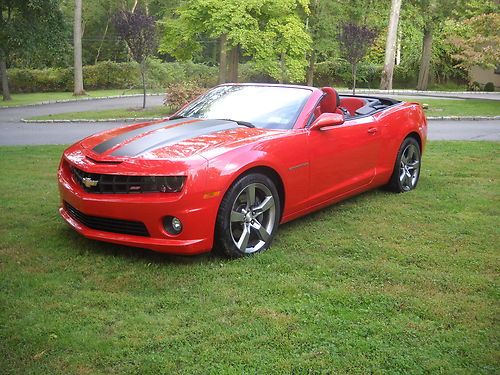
6, 60, 218, 93
7, 62, 139, 93
393, 65, 418, 88
182, 61, 218, 87
314, 60, 385, 89
7, 59, 467, 93
84, 61, 139, 90
239, 62, 275, 83
467, 81, 482, 92
147, 59, 186, 89
7, 67, 73, 93
314, 60, 425, 89
164, 82, 207, 112
314, 61, 349, 87
484, 82, 495, 92
144, 59, 218, 89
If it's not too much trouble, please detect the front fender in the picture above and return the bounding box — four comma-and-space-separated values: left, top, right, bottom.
202, 132, 310, 219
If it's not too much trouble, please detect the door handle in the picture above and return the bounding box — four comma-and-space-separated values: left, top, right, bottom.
367, 127, 378, 135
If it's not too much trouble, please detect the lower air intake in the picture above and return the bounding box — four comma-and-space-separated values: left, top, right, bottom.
64, 202, 150, 237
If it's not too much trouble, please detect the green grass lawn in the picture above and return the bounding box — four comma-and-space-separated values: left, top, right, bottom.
28, 106, 172, 121
401, 98, 500, 117
0, 89, 159, 107
0, 142, 498, 374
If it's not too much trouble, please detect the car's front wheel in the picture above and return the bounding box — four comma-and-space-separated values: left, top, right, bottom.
388, 136, 421, 192
215, 173, 281, 258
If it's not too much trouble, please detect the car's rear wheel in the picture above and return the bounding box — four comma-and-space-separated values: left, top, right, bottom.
388, 137, 421, 192
215, 173, 281, 258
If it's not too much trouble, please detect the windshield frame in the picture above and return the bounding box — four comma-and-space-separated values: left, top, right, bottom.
175, 84, 314, 130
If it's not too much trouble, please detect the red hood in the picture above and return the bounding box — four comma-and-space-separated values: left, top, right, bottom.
79, 118, 284, 162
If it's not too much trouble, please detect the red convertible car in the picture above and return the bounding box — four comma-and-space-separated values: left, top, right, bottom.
58, 84, 427, 257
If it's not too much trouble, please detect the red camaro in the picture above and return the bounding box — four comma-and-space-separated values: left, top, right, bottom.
58, 84, 427, 257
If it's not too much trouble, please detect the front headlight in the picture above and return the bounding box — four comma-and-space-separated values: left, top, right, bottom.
69, 165, 186, 194
157, 176, 186, 193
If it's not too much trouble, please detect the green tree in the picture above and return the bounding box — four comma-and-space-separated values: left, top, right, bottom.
448, 13, 500, 70
444, 1, 499, 74
304, 0, 340, 86
160, 0, 312, 84
0, 0, 67, 100
413, 0, 456, 90
58, 0, 174, 65
305, 0, 389, 86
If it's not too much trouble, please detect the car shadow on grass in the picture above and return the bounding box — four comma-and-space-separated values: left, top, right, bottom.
277, 187, 392, 232
59, 227, 219, 266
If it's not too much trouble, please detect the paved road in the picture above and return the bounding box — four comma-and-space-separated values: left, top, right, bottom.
428, 120, 500, 141
1, 96, 499, 145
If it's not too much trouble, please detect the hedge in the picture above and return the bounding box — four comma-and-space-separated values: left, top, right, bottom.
313, 60, 422, 89
5, 59, 464, 93
6, 60, 218, 93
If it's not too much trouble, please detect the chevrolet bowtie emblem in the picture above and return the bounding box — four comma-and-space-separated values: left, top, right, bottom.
82, 177, 99, 188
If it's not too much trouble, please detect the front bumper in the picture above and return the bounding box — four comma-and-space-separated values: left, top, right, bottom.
58, 161, 219, 255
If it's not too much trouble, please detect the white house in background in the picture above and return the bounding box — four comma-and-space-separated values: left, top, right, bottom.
470, 65, 500, 89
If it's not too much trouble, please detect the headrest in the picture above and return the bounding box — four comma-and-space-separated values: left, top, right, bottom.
320, 87, 340, 113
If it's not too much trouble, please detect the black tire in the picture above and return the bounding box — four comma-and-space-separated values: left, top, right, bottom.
387, 137, 421, 193
214, 173, 281, 258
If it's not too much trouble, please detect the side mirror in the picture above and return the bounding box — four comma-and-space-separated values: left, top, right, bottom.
310, 113, 345, 131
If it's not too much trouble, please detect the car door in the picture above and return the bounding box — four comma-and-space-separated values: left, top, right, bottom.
307, 116, 381, 205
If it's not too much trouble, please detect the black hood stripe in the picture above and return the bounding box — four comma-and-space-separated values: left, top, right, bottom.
92, 118, 189, 154
110, 119, 238, 157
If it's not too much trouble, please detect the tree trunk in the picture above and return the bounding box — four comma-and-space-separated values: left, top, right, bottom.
140, 61, 146, 109
211, 40, 218, 65
306, 50, 316, 86
227, 45, 239, 82
396, 28, 401, 66
416, 26, 433, 91
95, 18, 109, 64
0, 52, 12, 101
73, 0, 85, 96
279, 52, 285, 84
218, 34, 228, 84
352, 64, 357, 95
380, 0, 402, 90
131, 0, 138, 12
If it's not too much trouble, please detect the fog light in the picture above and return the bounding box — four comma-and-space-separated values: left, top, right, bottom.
163, 216, 182, 235
172, 217, 182, 232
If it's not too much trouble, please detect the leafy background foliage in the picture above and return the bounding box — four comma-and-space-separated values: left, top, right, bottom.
1, 0, 499, 93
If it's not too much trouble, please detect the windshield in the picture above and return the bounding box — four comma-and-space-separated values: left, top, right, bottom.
177, 85, 312, 130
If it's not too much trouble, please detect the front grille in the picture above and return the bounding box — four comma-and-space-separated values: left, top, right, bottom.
64, 202, 150, 237
71, 166, 182, 194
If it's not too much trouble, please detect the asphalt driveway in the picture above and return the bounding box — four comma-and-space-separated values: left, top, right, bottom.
0, 95, 164, 121
0, 96, 165, 146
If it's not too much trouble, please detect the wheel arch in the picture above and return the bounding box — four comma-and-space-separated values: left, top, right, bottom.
225, 165, 286, 221
406, 131, 422, 151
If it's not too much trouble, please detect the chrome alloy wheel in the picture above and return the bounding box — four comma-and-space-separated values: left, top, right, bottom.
229, 183, 276, 254
399, 143, 420, 191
